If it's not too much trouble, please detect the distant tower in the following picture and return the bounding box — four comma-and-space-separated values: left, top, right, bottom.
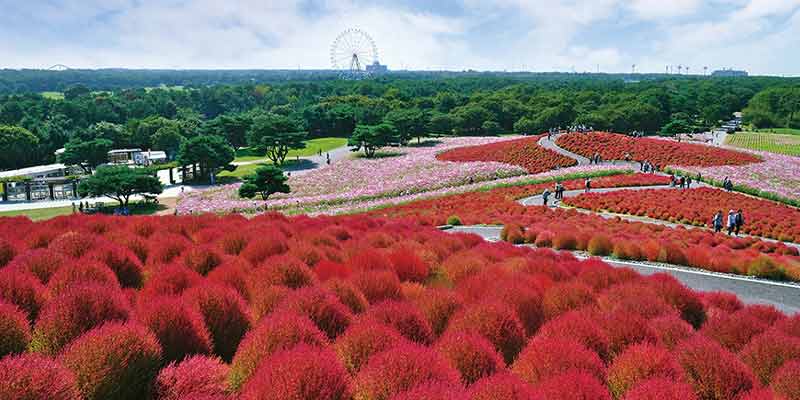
632, 64, 636, 74
703, 66, 708, 76
686, 66, 690, 75
677, 65, 683, 74
666, 65, 670, 74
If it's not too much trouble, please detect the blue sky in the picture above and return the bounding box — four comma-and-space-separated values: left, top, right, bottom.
1, 0, 799, 75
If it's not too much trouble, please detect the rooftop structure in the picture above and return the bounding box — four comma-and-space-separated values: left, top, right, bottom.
0, 163, 68, 180
711, 69, 748, 77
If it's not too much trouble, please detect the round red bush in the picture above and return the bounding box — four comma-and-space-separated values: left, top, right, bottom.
467, 372, 541, 400
623, 378, 698, 400
46, 259, 120, 295
207, 256, 251, 300
602, 310, 659, 358
491, 277, 545, 336
363, 300, 433, 344
0, 300, 31, 357
252, 254, 316, 289
335, 319, 407, 374
275, 286, 352, 339
248, 283, 290, 323
408, 287, 463, 337
314, 259, 352, 281
441, 251, 486, 283
533, 371, 611, 400
155, 355, 230, 400
59, 322, 162, 400
141, 264, 203, 297
647, 314, 694, 350
771, 360, 800, 400
775, 315, 800, 338
30, 284, 130, 354
700, 311, 768, 352
183, 244, 223, 275
351, 269, 403, 304
229, 311, 328, 390
607, 343, 682, 399
0, 353, 81, 400
353, 341, 461, 400
542, 281, 596, 320
5, 248, 65, 283
240, 233, 289, 265
86, 242, 144, 288
646, 273, 706, 328
536, 309, 610, 361
675, 335, 755, 400
134, 295, 212, 363
240, 344, 351, 400
701, 291, 743, 315
435, 330, 504, 384
49, 231, 94, 259
325, 278, 370, 314
739, 330, 800, 385
0, 237, 16, 267
446, 301, 526, 365
183, 283, 252, 362
389, 381, 468, 400
388, 247, 430, 282
511, 337, 605, 386
0, 268, 47, 320
597, 283, 676, 320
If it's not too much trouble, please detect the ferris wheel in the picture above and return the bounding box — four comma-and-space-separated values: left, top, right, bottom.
330, 28, 379, 78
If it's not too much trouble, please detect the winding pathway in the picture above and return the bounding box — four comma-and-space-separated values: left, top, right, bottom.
442, 134, 800, 313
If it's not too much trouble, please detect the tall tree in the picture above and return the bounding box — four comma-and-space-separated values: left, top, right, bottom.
384, 108, 427, 144
247, 113, 307, 165
177, 135, 235, 184
0, 125, 39, 170
348, 123, 398, 158
60, 138, 113, 174
152, 125, 185, 160
238, 165, 290, 201
207, 113, 252, 149
77, 165, 163, 207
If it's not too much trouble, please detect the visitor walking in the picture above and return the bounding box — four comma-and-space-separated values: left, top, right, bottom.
713, 210, 724, 233
542, 189, 551, 207
584, 178, 592, 193
686, 177, 692, 188
727, 210, 737, 235
735, 209, 744, 236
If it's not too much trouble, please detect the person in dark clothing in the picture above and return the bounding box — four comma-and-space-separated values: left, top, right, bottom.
542, 189, 551, 207
735, 209, 744, 236
686, 177, 693, 188
712, 210, 724, 233
584, 178, 592, 193
727, 210, 736, 235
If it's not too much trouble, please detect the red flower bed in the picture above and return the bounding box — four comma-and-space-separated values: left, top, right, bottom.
0, 212, 797, 400
564, 187, 800, 243
556, 131, 761, 167
437, 135, 577, 173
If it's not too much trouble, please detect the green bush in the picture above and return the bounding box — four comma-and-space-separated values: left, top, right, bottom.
446, 215, 462, 226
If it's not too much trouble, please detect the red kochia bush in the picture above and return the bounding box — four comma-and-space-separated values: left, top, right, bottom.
353, 341, 461, 400
646, 273, 706, 328
155, 355, 230, 400
407, 287, 463, 337
739, 330, 800, 385
446, 301, 526, 365
183, 244, 223, 275
49, 231, 94, 258
248, 284, 290, 322
351, 269, 403, 304
240, 233, 289, 264
533, 371, 611, 400
46, 259, 120, 295
435, 330, 504, 384
0, 300, 31, 357
335, 319, 407, 374
388, 247, 430, 282
86, 242, 144, 288
700, 311, 768, 352
30, 284, 130, 354
607, 344, 682, 399
511, 337, 605, 385
141, 264, 203, 297
5, 248, 65, 283
536, 309, 610, 361
623, 378, 698, 400
315, 259, 352, 281
207, 256, 251, 299
252, 254, 316, 289
675, 335, 755, 400
771, 360, 800, 400
325, 278, 370, 314
467, 372, 541, 400
59, 322, 162, 400
0, 353, 82, 400
0, 237, 15, 267
541, 281, 596, 320
275, 286, 353, 339
602, 310, 659, 357
240, 344, 351, 400
183, 283, 252, 362
0, 268, 47, 320
363, 300, 434, 344
647, 314, 694, 350
389, 381, 468, 400
134, 295, 212, 363
229, 312, 328, 390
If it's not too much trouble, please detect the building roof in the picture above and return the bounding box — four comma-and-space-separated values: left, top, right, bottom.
142, 151, 168, 159
0, 163, 67, 179
108, 148, 143, 155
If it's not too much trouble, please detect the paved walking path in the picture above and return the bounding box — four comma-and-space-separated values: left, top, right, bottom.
233, 145, 352, 176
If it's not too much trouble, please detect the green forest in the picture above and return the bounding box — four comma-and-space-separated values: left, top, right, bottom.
0, 71, 798, 171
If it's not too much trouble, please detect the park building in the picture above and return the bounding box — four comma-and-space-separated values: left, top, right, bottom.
108, 149, 168, 166
0, 163, 80, 202
366, 61, 389, 74
711, 69, 748, 77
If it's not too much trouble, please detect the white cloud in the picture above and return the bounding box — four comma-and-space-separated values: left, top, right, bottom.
627, 0, 701, 19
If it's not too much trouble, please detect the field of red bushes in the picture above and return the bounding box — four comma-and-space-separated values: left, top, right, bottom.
437, 135, 577, 173
563, 187, 800, 244
2, 212, 800, 400
556, 132, 762, 167
370, 174, 800, 282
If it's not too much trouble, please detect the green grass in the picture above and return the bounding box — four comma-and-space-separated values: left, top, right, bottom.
0, 201, 166, 221
234, 137, 347, 162
752, 128, 800, 136
41, 91, 65, 100
726, 131, 800, 156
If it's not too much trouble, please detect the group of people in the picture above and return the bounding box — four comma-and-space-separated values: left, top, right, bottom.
547, 127, 559, 140
722, 176, 734, 191
639, 160, 660, 173
542, 181, 567, 207
669, 174, 693, 189
713, 209, 745, 236
588, 152, 603, 164
628, 130, 645, 138
568, 124, 593, 134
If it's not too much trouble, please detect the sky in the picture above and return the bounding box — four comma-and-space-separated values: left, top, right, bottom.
0, 0, 799, 75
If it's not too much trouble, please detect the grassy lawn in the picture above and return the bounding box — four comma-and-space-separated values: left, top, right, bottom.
234, 137, 347, 162
726, 131, 800, 156
0, 202, 166, 221
41, 91, 65, 100
753, 128, 800, 136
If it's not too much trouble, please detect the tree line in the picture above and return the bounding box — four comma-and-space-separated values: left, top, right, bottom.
0, 74, 795, 171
